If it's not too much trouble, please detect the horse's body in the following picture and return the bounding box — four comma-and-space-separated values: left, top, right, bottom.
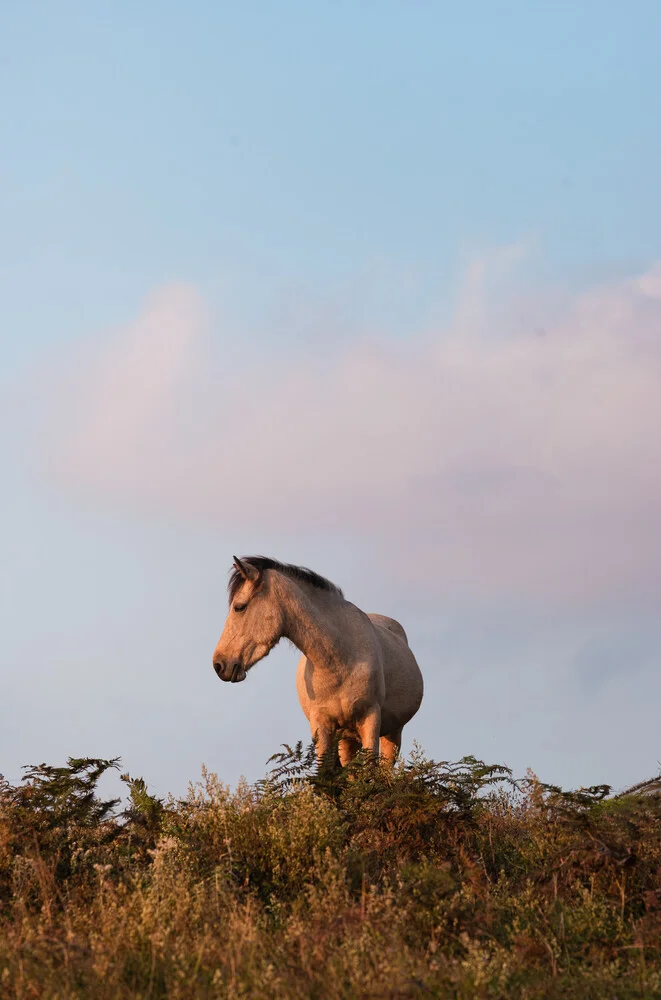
212, 557, 424, 763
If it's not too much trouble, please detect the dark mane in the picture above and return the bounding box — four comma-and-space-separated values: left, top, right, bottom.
228, 556, 343, 603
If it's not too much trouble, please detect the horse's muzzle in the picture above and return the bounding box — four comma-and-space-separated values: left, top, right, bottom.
213, 659, 247, 683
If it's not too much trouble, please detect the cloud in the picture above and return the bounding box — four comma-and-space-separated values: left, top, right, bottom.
35, 254, 661, 607
38, 284, 207, 498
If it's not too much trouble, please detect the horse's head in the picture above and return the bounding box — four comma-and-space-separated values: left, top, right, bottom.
212, 557, 285, 683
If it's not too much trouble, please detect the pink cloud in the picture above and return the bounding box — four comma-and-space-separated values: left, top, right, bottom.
36, 256, 661, 607
39, 284, 207, 497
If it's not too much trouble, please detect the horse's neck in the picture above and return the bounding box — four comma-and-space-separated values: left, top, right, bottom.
279, 580, 348, 670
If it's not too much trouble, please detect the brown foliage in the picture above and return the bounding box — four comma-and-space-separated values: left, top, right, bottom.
1, 750, 661, 998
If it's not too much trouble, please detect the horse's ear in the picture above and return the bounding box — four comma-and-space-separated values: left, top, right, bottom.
233, 556, 261, 583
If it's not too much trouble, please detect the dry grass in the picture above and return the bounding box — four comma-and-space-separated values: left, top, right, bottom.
1, 745, 661, 999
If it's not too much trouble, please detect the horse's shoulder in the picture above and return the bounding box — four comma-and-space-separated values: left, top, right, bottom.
367, 613, 409, 646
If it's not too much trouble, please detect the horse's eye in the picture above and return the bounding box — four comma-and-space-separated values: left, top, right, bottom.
233, 602, 247, 613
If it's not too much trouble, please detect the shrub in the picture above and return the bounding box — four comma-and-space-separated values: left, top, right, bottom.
1, 748, 660, 998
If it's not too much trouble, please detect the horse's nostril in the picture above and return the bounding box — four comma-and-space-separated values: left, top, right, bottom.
213, 660, 223, 677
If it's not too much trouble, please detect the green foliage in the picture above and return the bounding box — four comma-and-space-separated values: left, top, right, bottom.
266, 739, 515, 808
120, 772, 166, 832
1, 747, 661, 998
12, 756, 121, 826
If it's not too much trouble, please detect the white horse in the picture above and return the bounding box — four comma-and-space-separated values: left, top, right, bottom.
212, 556, 424, 764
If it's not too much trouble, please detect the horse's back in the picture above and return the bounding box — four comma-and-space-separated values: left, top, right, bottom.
367, 613, 409, 646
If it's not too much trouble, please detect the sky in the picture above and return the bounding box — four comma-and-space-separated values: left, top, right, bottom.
2, 2, 661, 800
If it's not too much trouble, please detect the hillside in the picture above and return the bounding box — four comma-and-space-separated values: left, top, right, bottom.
1, 746, 660, 998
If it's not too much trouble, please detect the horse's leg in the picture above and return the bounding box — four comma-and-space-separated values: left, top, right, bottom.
357, 707, 381, 761
338, 737, 360, 767
311, 720, 337, 769
380, 728, 402, 765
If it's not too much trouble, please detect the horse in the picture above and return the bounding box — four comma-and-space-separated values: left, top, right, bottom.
212, 556, 424, 765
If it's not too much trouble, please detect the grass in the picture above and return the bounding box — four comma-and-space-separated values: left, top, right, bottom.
1, 744, 661, 998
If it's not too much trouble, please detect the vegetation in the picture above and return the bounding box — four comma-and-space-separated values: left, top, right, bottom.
1, 745, 661, 999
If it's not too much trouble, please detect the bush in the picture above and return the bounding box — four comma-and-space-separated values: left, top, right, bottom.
1, 748, 660, 998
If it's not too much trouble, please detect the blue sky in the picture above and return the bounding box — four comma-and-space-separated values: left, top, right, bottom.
2, 2, 661, 798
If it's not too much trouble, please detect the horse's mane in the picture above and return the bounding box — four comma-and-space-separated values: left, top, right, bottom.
228, 556, 343, 602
